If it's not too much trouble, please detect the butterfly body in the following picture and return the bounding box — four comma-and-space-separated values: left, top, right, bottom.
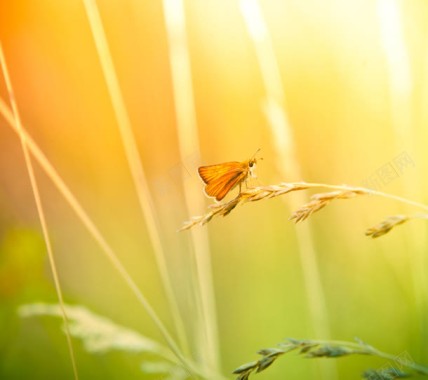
198, 154, 258, 201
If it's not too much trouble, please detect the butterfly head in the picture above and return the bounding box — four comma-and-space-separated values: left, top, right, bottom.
248, 158, 257, 178
248, 149, 261, 178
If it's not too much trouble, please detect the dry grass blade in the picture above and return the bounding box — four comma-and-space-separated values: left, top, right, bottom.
179, 184, 367, 231
366, 213, 428, 238
289, 198, 329, 223
180, 181, 428, 239
0, 43, 80, 379
365, 215, 410, 238
289, 190, 368, 223
178, 183, 308, 231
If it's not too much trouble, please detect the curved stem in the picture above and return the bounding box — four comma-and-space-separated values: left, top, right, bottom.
294, 339, 428, 375
291, 182, 428, 213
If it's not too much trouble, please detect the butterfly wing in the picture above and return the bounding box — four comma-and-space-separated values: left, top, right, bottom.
198, 162, 248, 201
205, 170, 247, 201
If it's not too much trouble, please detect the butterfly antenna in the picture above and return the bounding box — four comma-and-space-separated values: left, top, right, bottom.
251, 148, 261, 160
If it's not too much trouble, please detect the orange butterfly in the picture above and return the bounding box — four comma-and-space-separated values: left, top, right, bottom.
198, 149, 260, 201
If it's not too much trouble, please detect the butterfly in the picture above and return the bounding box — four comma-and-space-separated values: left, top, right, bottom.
198, 149, 261, 201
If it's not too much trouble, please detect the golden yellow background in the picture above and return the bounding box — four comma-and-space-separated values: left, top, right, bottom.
0, 1, 427, 379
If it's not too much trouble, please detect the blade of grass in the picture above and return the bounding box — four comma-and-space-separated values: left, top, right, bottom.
179, 181, 428, 231
81, 0, 190, 359
377, 0, 428, 359
240, 2, 336, 379
0, 43, 79, 380
163, 0, 220, 373
0, 97, 198, 376
233, 337, 428, 379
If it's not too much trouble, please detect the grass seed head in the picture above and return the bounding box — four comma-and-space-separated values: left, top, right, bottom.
365, 215, 409, 238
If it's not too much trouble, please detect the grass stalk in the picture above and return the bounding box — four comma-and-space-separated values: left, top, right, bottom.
0, 97, 198, 376
233, 338, 428, 379
240, 1, 336, 378
81, 0, 190, 359
163, 0, 221, 374
0, 43, 79, 380
179, 182, 428, 239
377, 0, 428, 360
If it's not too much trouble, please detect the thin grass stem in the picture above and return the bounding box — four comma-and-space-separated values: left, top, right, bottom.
233, 338, 428, 379
179, 182, 428, 239
239, 2, 336, 379
0, 43, 79, 380
81, 0, 191, 359
300, 182, 428, 212
163, 0, 220, 373
377, 0, 428, 359
0, 95, 202, 376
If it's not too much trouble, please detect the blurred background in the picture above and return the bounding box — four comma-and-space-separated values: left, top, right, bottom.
0, 0, 427, 379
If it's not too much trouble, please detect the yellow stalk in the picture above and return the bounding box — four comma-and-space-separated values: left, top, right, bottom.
163, 0, 221, 373
240, 1, 337, 378
0, 43, 79, 380
81, 0, 190, 357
